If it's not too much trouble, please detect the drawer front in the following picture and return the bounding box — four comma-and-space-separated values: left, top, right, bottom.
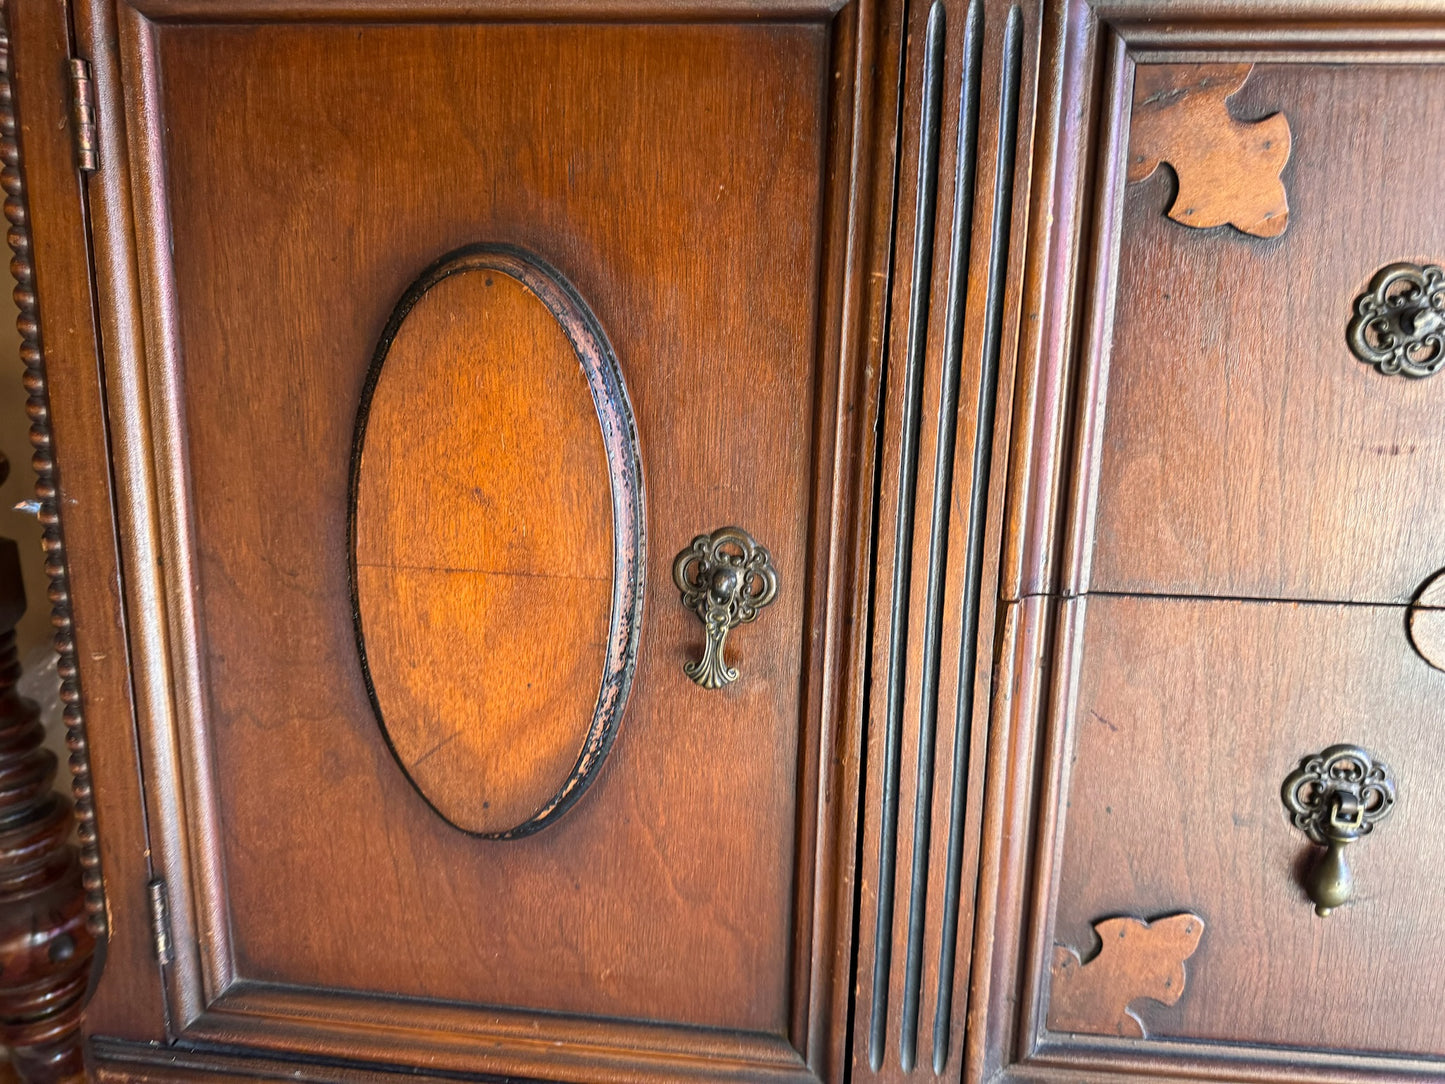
1087, 62, 1445, 607
1058, 594, 1445, 1057
74, 1, 898, 1079
972, 5, 1445, 1083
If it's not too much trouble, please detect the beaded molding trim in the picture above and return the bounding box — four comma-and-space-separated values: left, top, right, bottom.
0, 10, 107, 938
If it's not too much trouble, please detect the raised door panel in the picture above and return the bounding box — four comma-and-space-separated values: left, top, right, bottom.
169, 19, 820, 1025
970, 4, 1445, 1083
74, 1, 899, 1079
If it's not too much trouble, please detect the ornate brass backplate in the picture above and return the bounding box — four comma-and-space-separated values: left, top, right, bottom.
672, 527, 778, 689
1348, 262, 1445, 377
1281, 744, 1396, 916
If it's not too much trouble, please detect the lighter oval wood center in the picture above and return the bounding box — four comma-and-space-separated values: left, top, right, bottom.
351, 247, 644, 837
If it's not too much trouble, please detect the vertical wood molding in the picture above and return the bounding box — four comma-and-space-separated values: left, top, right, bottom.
0, 0, 105, 942
901, 0, 981, 1069
858, 1, 1028, 1078
869, 3, 946, 1070
932, 6, 1020, 1072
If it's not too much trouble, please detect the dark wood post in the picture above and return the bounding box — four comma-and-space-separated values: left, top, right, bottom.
0, 456, 93, 1082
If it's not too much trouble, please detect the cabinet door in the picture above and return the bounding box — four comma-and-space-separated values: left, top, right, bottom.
972, 3, 1445, 1083
68, 0, 898, 1079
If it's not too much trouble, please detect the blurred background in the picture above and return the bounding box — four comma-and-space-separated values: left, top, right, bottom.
1, 323, 67, 763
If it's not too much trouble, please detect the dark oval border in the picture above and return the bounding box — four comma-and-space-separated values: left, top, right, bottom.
348, 243, 646, 840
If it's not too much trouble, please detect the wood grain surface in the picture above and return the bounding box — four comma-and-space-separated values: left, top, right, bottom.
1091, 63, 1445, 606
970, 10, 1445, 1084
59, 0, 905, 1072
353, 250, 636, 838
1049, 913, 1204, 1039
1126, 63, 1290, 238
158, 18, 824, 1028
1051, 595, 1445, 1055
38, 0, 1445, 1079
8, 0, 176, 1044
849, 0, 1032, 1080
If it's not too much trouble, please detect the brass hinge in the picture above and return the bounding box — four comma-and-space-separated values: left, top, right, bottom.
67, 57, 97, 172
146, 879, 173, 966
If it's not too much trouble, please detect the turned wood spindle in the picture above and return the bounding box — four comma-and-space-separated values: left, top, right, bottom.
0, 451, 93, 1083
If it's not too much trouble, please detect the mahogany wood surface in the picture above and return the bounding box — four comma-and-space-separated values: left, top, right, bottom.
11, 0, 1445, 1079
145, 10, 821, 1027
7, 0, 165, 1046
1034, 54, 1445, 1063
848, 0, 1035, 1080
43, 0, 905, 1077
353, 250, 631, 838
1091, 61, 1445, 605
1124, 63, 1290, 238
1060, 595, 1445, 1054
968, 4, 1445, 1084
1048, 913, 1204, 1040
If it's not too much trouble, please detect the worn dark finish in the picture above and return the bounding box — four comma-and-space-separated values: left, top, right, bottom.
351, 243, 644, 839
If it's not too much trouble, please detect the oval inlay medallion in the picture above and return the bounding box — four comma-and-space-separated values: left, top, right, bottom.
1409, 567, 1445, 673
350, 244, 644, 838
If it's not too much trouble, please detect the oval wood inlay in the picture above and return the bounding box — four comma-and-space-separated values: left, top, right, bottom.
1408, 567, 1445, 672
350, 245, 644, 838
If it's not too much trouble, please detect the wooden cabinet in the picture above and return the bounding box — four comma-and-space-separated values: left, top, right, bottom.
13, 0, 900, 1080
4, 0, 1445, 1082
967, 6, 1445, 1083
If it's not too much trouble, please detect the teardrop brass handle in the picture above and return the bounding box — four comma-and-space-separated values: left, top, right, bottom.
672, 527, 778, 689
1281, 744, 1396, 916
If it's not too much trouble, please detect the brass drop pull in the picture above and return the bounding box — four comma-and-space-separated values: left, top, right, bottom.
1281, 744, 1396, 916
672, 527, 778, 689
1348, 262, 1445, 377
